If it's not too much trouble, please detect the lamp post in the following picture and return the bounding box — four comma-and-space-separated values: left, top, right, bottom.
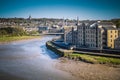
100, 34, 103, 53
100, 44, 102, 53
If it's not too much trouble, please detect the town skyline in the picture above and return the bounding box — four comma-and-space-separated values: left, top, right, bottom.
0, 0, 120, 20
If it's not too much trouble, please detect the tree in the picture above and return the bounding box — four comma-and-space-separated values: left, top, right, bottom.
0, 30, 7, 36
0, 27, 27, 36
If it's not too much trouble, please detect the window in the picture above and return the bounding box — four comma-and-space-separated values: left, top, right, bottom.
111, 44, 112, 47
111, 31, 112, 33
111, 39, 112, 42
93, 44, 94, 47
111, 35, 112, 37
99, 35, 101, 37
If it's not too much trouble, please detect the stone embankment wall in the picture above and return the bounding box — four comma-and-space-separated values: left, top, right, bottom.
46, 41, 64, 57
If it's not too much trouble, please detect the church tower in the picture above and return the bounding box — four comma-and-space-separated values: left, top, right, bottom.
62, 17, 65, 26
28, 15, 32, 20
76, 16, 79, 26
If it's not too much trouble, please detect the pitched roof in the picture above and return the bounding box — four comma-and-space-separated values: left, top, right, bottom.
97, 22, 114, 26
103, 26, 117, 30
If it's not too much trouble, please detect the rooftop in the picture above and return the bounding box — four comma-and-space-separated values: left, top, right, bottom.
97, 22, 114, 26
103, 26, 117, 30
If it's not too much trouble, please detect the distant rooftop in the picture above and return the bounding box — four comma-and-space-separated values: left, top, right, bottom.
97, 21, 114, 26
103, 26, 117, 30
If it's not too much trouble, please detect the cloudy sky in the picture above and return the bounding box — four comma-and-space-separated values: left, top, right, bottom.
0, 0, 120, 20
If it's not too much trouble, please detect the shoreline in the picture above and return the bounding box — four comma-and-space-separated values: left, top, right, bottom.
0, 36, 120, 80
46, 41, 120, 65
46, 40, 120, 80
55, 57, 120, 80
0, 36, 42, 45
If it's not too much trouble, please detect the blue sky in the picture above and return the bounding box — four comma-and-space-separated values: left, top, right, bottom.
0, 0, 120, 20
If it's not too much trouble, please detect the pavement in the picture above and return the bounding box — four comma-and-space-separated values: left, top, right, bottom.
51, 41, 120, 58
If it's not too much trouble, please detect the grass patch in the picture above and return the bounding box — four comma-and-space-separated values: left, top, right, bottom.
93, 56, 120, 65
0, 36, 41, 43
65, 53, 120, 65
46, 41, 120, 65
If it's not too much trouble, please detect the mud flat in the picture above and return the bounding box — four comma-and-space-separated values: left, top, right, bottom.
55, 57, 120, 80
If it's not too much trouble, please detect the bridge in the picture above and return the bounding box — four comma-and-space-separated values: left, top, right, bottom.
42, 33, 64, 35
32, 33, 64, 36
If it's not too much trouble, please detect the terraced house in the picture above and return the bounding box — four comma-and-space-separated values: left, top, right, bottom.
64, 21, 119, 50
114, 37, 120, 49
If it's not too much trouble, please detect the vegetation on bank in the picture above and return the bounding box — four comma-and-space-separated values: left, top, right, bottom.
64, 53, 120, 65
46, 41, 120, 65
0, 27, 39, 36
0, 36, 40, 43
0, 27, 27, 36
0, 27, 40, 43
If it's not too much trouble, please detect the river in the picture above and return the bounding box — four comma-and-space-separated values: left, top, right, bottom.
0, 36, 76, 80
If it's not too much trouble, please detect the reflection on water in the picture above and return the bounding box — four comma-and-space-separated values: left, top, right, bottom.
0, 36, 75, 80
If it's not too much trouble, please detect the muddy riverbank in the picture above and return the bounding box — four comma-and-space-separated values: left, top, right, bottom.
55, 57, 120, 80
